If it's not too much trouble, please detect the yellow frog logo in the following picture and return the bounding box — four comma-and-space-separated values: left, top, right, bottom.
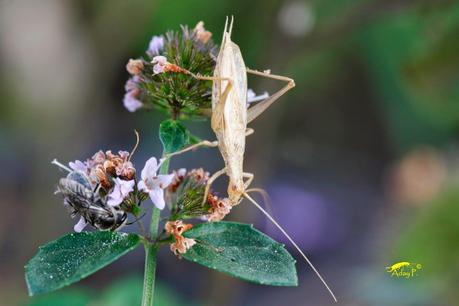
386, 261, 422, 278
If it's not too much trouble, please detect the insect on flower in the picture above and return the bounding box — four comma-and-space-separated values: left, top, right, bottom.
52, 159, 128, 232
165, 17, 337, 302
51, 132, 144, 232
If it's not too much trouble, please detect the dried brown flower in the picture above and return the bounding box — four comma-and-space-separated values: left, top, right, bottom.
207, 196, 231, 222
126, 59, 144, 75
165, 220, 196, 255
188, 168, 209, 183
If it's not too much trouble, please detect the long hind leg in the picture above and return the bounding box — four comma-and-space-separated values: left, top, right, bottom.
246, 68, 295, 123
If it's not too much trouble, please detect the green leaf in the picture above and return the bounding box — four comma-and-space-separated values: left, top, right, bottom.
182, 221, 298, 286
159, 119, 190, 154
25, 231, 141, 296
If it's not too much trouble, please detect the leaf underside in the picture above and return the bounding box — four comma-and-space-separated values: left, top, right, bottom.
25, 231, 141, 296
183, 221, 298, 286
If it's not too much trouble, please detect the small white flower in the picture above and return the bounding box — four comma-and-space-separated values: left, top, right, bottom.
69, 160, 88, 172
151, 56, 168, 74
138, 157, 174, 209
74, 216, 87, 232
107, 178, 135, 207
247, 88, 269, 105
146, 35, 164, 57
118, 150, 130, 159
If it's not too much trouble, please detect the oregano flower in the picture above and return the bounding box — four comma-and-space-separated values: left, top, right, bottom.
137, 157, 174, 210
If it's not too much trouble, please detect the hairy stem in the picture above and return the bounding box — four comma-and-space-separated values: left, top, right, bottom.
141, 157, 170, 306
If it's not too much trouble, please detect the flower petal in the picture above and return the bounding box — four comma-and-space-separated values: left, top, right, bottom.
146, 36, 164, 57
107, 196, 123, 207
155, 173, 175, 189
124, 75, 140, 92
74, 216, 88, 232
149, 188, 165, 210
69, 160, 87, 172
151, 55, 167, 65
123, 90, 143, 112
141, 157, 158, 181
137, 180, 148, 192
119, 179, 135, 195
107, 184, 123, 207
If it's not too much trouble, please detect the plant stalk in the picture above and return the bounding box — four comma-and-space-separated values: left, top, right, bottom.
141, 157, 170, 306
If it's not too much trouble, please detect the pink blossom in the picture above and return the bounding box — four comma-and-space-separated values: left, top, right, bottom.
123, 88, 143, 112
124, 75, 140, 92
126, 58, 144, 75
151, 56, 168, 74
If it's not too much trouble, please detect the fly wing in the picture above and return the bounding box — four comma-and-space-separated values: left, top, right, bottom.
58, 178, 94, 209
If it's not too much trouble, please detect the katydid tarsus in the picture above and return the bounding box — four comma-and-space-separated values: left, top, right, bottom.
166, 17, 337, 302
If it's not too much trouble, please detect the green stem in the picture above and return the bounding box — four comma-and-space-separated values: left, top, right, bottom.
141, 157, 170, 306
141, 243, 158, 306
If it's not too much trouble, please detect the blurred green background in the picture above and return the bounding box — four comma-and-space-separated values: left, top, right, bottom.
1, 0, 458, 305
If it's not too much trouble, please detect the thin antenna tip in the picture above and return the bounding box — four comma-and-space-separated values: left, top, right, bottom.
243, 192, 338, 303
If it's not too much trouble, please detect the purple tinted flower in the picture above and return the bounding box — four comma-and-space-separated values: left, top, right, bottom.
118, 150, 130, 159
107, 178, 135, 207
124, 75, 140, 92
123, 89, 143, 112
68, 160, 88, 172
146, 35, 164, 57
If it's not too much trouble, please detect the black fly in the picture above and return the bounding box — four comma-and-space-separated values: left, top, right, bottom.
53, 160, 127, 232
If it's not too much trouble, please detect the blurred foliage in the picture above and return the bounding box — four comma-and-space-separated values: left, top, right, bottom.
392, 184, 459, 304
26, 276, 192, 306
360, 4, 459, 151
27, 290, 92, 306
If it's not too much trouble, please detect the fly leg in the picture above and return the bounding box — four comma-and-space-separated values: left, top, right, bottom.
246, 68, 295, 123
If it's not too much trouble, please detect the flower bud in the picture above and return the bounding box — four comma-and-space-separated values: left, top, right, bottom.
194, 21, 212, 43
